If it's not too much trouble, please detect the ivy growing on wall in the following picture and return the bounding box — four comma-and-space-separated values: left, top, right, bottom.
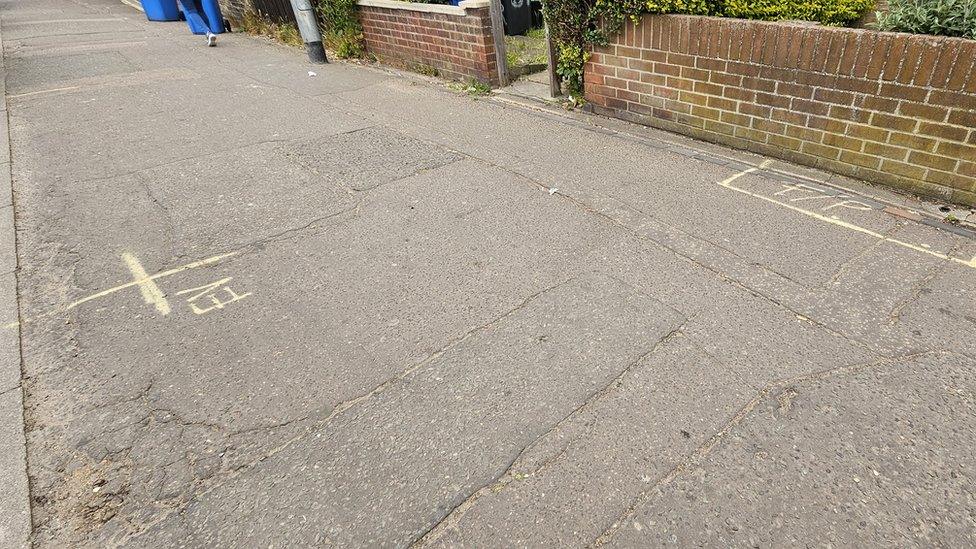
545, 0, 875, 97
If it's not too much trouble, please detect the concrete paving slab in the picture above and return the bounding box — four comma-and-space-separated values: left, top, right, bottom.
0, 163, 10, 208
134, 274, 682, 547
0, 388, 30, 549
680, 290, 880, 386
44, 139, 361, 276
284, 126, 462, 191
334, 77, 961, 291
19, 158, 617, 545
0, 115, 8, 167
607, 352, 976, 547
0, 13, 28, 548
5, 49, 139, 92
0, 205, 12, 274
0, 272, 19, 394
420, 335, 754, 548
210, 39, 395, 98
7, 78, 371, 185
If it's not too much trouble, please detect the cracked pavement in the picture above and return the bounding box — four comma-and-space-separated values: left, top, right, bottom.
3, 0, 976, 547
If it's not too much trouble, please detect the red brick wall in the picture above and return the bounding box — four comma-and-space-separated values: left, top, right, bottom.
358, 0, 500, 85
585, 15, 976, 206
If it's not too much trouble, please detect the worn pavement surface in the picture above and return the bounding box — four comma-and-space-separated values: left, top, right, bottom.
3, 0, 976, 546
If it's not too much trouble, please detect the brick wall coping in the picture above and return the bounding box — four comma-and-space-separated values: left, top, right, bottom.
356, 0, 489, 16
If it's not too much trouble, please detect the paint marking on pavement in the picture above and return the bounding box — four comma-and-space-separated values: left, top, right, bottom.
70, 252, 238, 313
717, 161, 976, 270
2, 251, 239, 329
7, 86, 82, 99
175, 277, 252, 315
7, 69, 197, 102
118, 0, 145, 12
6, 18, 128, 25
717, 162, 767, 186
122, 253, 171, 316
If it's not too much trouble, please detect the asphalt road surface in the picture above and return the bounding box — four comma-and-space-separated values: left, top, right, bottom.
2, 0, 976, 546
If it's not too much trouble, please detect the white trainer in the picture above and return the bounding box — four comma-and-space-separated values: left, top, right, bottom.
206, 32, 216, 47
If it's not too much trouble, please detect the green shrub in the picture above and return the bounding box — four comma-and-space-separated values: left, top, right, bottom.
317, 0, 366, 58
724, 0, 875, 25
875, 0, 976, 38
644, 0, 716, 15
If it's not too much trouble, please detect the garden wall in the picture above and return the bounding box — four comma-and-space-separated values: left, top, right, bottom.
358, 0, 500, 85
585, 15, 976, 206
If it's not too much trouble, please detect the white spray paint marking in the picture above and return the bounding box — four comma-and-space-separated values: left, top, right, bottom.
5, 18, 128, 25
717, 162, 976, 270
7, 86, 82, 99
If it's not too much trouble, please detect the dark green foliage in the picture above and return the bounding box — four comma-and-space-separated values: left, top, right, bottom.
724, 0, 874, 24
875, 0, 976, 38
643, 0, 717, 14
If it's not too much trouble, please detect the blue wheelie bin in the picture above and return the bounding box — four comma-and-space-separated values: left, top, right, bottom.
140, 0, 180, 21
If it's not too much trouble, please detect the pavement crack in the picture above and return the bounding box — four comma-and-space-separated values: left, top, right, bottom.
227, 415, 310, 437
887, 241, 958, 325
821, 223, 902, 289
411, 317, 689, 548
135, 172, 179, 256
68, 139, 289, 188
138, 176, 171, 219
462, 153, 881, 359
231, 199, 365, 256
681, 336, 764, 392
114, 277, 575, 546
588, 350, 935, 547
150, 407, 222, 431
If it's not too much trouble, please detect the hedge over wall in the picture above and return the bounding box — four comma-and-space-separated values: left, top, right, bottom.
546, 0, 875, 95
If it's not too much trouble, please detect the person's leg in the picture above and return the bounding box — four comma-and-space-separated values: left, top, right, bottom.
178, 0, 216, 44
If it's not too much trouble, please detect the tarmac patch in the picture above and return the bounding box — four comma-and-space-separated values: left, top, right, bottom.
282, 127, 462, 191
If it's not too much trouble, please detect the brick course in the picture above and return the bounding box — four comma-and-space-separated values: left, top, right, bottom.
585, 15, 976, 206
358, 0, 500, 85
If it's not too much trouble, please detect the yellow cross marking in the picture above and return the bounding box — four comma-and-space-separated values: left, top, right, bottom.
2, 251, 239, 329
122, 253, 171, 316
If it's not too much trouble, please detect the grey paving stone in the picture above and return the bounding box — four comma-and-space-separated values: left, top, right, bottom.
0, 388, 30, 549
608, 352, 976, 548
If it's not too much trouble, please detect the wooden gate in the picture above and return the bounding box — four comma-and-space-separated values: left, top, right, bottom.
250, 0, 297, 23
